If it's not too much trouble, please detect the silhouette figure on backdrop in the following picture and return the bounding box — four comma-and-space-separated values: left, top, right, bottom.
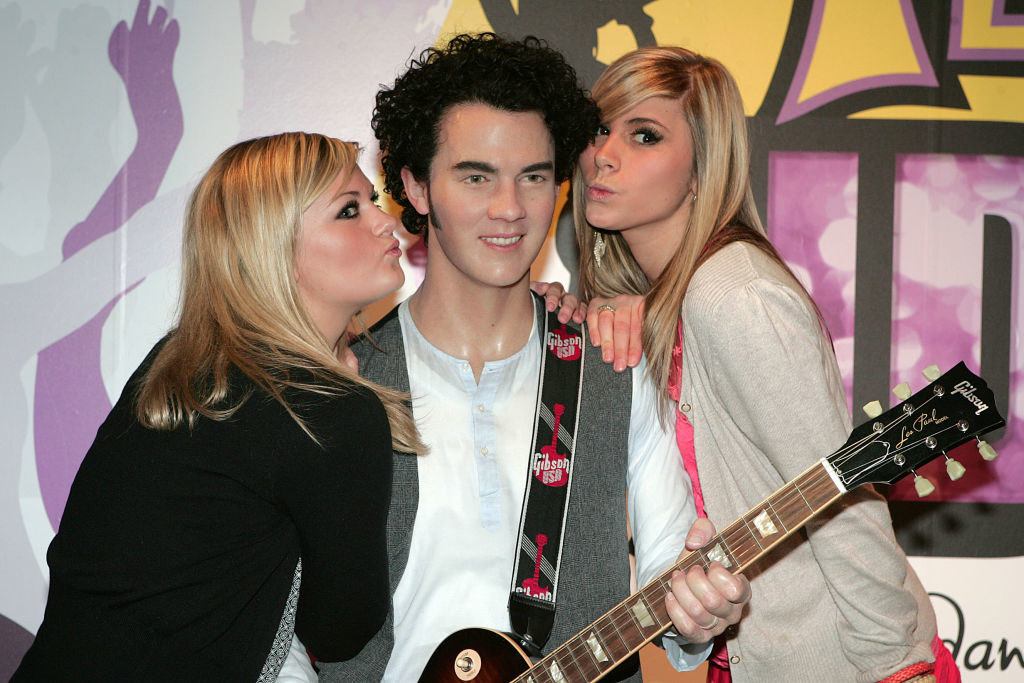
480, 0, 655, 88
32, 0, 183, 531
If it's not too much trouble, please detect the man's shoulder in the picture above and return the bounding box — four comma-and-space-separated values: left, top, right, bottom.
578, 322, 631, 391
352, 306, 404, 358
351, 305, 408, 390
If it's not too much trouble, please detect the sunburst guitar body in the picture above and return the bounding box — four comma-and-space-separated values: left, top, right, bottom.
419, 629, 532, 682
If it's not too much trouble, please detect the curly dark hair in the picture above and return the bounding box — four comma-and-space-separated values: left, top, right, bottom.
372, 33, 600, 235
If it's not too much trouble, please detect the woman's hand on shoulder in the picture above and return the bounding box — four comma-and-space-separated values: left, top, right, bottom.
586, 294, 644, 373
531, 280, 587, 324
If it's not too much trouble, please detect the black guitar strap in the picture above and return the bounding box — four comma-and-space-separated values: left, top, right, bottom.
508, 309, 586, 655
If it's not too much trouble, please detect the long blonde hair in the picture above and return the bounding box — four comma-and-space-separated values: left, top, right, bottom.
575, 47, 817, 418
136, 132, 424, 453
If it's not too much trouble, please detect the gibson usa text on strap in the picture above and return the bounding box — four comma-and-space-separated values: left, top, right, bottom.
508, 309, 586, 655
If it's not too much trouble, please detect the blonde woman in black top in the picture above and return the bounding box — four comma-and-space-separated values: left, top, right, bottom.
14, 132, 423, 681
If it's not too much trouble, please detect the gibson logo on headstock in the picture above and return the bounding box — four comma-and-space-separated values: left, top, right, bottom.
896, 409, 950, 449
951, 380, 989, 415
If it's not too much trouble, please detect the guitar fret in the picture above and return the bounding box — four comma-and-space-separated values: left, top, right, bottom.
577, 634, 606, 675
792, 477, 815, 512
740, 502, 786, 557
584, 629, 612, 667
702, 532, 739, 570
545, 655, 567, 683
562, 637, 600, 679
718, 534, 741, 568
721, 521, 759, 568
637, 587, 669, 628
738, 517, 765, 552
771, 485, 812, 530
764, 496, 789, 532
623, 600, 642, 633
551, 643, 586, 681
600, 606, 632, 657
612, 605, 644, 651
800, 468, 841, 510
629, 598, 655, 630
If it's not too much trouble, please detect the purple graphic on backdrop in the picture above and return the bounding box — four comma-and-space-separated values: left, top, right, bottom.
768, 152, 858, 405
767, 151, 1022, 504
33, 0, 182, 530
948, 0, 1024, 60
777, 0, 938, 124
888, 154, 1023, 503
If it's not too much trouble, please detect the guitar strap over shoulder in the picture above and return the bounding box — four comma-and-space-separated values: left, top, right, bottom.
508, 309, 586, 656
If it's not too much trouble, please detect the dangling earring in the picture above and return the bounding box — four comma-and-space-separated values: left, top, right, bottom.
593, 231, 606, 268
691, 191, 697, 202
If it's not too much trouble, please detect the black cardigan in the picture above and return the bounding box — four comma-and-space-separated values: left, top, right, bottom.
14, 346, 392, 681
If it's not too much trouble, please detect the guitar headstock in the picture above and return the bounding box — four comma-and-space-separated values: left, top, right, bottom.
829, 362, 1005, 492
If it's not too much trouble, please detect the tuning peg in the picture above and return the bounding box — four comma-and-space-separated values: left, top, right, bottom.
922, 364, 941, 381
978, 439, 998, 461
945, 456, 966, 481
892, 382, 911, 400
914, 473, 936, 497
862, 400, 883, 418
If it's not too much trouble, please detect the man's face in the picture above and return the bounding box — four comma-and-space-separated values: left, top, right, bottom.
402, 103, 558, 291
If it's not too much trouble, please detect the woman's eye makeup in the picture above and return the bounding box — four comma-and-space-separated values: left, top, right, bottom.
631, 127, 663, 144
337, 200, 359, 219
595, 124, 609, 136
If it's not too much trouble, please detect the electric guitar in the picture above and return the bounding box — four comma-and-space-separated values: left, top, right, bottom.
418, 362, 1005, 683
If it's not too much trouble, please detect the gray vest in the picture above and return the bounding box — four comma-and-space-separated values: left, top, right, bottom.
319, 298, 641, 682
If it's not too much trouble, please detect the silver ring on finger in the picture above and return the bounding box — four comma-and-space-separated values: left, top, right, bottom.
699, 616, 720, 631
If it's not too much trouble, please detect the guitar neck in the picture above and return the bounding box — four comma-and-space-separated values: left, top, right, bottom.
514, 460, 844, 683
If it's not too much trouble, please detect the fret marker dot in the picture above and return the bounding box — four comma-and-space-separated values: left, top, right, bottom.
753, 510, 778, 538
587, 632, 609, 662
707, 543, 732, 569
631, 601, 655, 628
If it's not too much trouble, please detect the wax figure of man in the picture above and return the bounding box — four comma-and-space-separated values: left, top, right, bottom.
308, 34, 750, 682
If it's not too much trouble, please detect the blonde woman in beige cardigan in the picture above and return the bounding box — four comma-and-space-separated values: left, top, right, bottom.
576, 47, 955, 683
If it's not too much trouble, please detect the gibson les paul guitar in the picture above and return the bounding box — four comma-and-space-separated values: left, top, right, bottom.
418, 362, 1005, 683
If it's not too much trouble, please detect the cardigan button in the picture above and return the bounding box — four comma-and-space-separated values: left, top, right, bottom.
730, 655, 741, 664
679, 402, 691, 413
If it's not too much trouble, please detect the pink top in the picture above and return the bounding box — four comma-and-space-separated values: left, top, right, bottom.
668, 320, 731, 677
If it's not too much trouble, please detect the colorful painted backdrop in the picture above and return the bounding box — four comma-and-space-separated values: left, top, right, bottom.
1, 0, 1021, 679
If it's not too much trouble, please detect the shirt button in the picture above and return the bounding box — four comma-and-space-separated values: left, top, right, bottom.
461, 363, 471, 372
480, 447, 489, 455
477, 404, 485, 412
680, 403, 691, 413
730, 655, 741, 664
